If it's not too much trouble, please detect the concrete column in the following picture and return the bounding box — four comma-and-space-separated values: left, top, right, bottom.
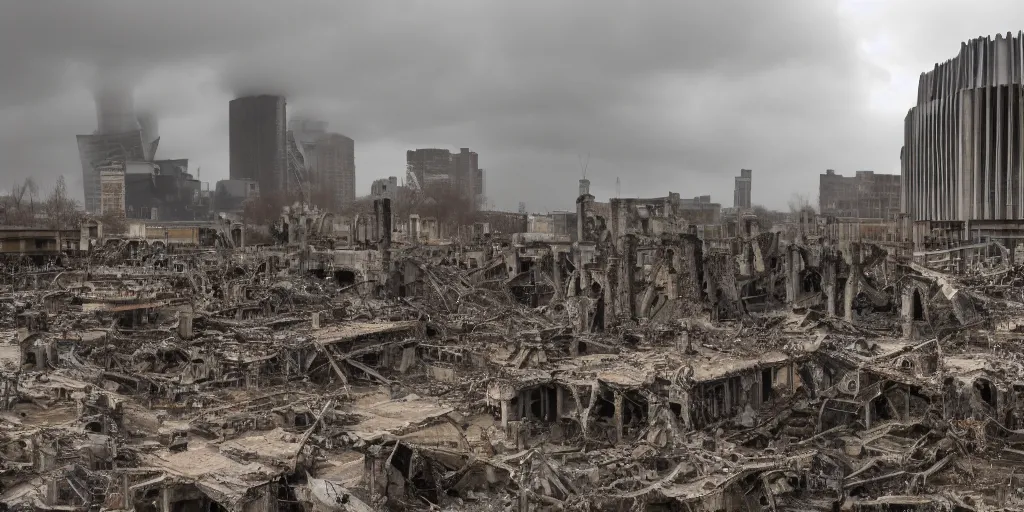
901, 287, 914, 339
177, 311, 193, 340
865, 400, 872, 429
844, 243, 860, 323
552, 250, 563, 299
501, 400, 509, 429
311, 311, 322, 330
161, 486, 170, 512
823, 259, 838, 318
613, 391, 624, 444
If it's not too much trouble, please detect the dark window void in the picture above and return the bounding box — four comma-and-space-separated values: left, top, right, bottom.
761, 368, 774, 402
595, 393, 616, 418
912, 289, 925, 321
975, 379, 997, 408
335, 270, 357, 287
873, 396, 893, 421
670, 402, 682, 418
802, 272, 821, 293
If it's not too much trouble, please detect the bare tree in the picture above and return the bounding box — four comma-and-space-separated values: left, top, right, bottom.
43, 176, 83, 229
788, 193, 817, 216
751, 205, 775, 231
3, 177, 41, 226
98, 210, 128, 235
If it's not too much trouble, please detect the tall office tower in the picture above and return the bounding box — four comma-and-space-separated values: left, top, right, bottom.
318, 133, 356, 210
734, 169, 752, 210
453, 148, 480, 210
288, 118, 355, 210
406, 148, 454, 190
475, 168, 485, 209
229, 95, 288, 197
903, 32, 1024, 221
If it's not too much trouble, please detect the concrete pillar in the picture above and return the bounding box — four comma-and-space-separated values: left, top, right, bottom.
552, 249, 563, 299
501, 400, 509, 429
844, 243, 860, 323
823, 259, 838, 318
177, 311, 193, 340
161, 486, 170, 512
613, 391, 624, 444
785, 245, 799, 304
901, 286, 915, 339
311, 311, 322, 330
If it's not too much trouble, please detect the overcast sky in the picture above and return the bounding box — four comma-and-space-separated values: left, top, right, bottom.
1, 0, 1023, 212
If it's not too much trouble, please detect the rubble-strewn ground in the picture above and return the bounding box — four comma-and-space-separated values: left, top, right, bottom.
4, 211, 1024, 511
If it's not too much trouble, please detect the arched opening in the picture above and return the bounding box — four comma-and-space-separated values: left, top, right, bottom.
84, 421, 104, 433
761, 368, 774, 402
802, 272, 821, 293
912, 289, 925, 321
294, 413, 311, 428
975, 378, 997, 408
872, 396, 893, 421
335, 270, 357, 287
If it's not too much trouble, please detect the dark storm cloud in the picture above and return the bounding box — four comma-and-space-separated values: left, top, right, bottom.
0, 0, 895, 209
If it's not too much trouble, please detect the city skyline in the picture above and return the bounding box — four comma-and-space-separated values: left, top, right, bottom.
3, 1, 1024, 212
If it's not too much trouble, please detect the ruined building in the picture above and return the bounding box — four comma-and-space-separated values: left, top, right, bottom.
77, 85, 157, 214
903, 32, 1024, 221
124, 159, 207, 221
406, 147, 483, 208
289, 118, 356, 211
820, 169, 901, 219
453, 148, 483, 210
229, 95, 288, 197
371, 176, 400, 200
734, 168, 752, 210
406, 148, 453, 190
10, 170, 1024, 510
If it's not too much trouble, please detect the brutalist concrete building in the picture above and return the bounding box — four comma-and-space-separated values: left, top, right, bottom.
902, 32, 1024, 221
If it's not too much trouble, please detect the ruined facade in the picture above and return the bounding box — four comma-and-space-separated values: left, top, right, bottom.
820, 169, 901, 219
5, 186, 1024, 512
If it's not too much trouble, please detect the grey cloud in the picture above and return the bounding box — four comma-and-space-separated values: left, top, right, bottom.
0, 0, 898, 210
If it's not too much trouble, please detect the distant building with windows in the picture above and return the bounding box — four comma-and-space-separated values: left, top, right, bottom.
819, 169, 901, 219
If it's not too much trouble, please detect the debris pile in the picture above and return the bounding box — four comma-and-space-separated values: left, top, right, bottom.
3, 201, 1024, 511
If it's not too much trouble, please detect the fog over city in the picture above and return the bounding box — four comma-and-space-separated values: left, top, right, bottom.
1, 0, 1024, 210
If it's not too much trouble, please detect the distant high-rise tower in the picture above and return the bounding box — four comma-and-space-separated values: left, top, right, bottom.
734, 169, 752, 210
230, 95, 288, 197
288, 118, 355, 211
453, 148, 480, 210
406, 149, 454, 190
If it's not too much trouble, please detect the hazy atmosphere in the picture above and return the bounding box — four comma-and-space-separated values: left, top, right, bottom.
1, 0, 1022, 210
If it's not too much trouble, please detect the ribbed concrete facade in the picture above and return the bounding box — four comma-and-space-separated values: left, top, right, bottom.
902, 32, 1024, 221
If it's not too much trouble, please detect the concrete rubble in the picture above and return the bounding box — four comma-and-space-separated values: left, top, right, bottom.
3, 198, 1024, 511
